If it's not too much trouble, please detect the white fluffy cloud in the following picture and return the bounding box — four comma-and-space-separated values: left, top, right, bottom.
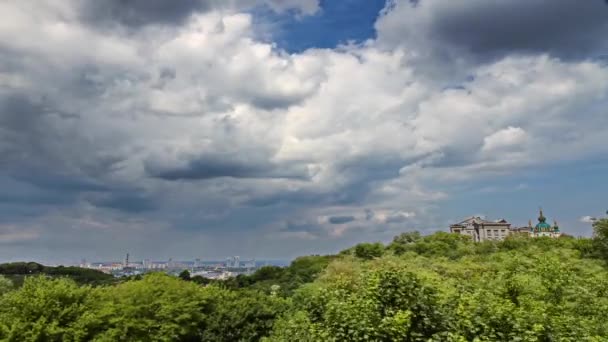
482, 127, 527, 152
580, 216, 597, 224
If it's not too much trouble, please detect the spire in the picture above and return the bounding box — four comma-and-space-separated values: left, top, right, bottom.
538, 207, 546, 223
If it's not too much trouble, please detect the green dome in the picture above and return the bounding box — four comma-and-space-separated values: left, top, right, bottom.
534, 209, 553, 232
535, 222, 552, 231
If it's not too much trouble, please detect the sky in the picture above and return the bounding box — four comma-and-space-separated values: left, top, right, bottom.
1, 0, 607, 263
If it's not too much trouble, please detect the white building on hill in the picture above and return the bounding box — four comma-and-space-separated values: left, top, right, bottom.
449, 216, 511, 242
450, 209, 563, 242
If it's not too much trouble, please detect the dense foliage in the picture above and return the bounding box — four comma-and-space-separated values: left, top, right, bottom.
0, 262, 114, 286
0, 274, 288, 341
220, 255, 336, 295
266, 234, 608, 341
1, 220, 608, 341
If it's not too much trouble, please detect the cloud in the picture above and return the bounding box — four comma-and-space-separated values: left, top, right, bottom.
0, 0, 607, 260
145, 153, 312, 181
86, 193, 158, 213
0, 225, 39, 245
580, 216, 598, 224
77, 0, 212, 28
376, 0, 608, 63
258, 0, 320, 15
482, 127, 527, 152
375, 210, 416, 224
327, 216, 356, 225
77, 0, 320, 28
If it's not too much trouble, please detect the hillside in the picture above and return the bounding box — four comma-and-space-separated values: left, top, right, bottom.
0, 219, 607, 341
0, 262, 114, 286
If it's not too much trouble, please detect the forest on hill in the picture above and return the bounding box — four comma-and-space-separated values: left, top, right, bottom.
1, 219, 607, 341
0, 262, 114, 287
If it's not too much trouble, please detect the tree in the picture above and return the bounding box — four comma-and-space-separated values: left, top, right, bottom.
592, 218, 608, 261
76, 273, 214, 341
353, 242, 384, 260
268, 235, 608, 341
267, 264, 448, 341
1, 232, 607, 341
202, 290, 289, 341
388, 231, 422, 255
221, 255, 335, 295
0, 276, 13, 295
178, 269, 191, 281
0, 276, 91, 341
0, 262, 113, 286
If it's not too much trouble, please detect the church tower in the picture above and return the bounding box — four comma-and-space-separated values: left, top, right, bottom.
530, 208, 561, 238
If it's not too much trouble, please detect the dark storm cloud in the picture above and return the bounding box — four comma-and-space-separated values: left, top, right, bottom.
76, 0, 319, 29
245, 186, 365, 208
337, 154, 404, 181
249, 93, 309, 111
0, 92, 141, 217
87, 193, 158, 213
365, 209, 374, 221
436, 0, 608, 59
10, 171, 111, 193
145, 154, 310, 181
0, 95, 86, 188
0, 95, 62, 166
77, 0, 212, 28
0, 94, 119, 192
282, 220, 325, 235
244, 153, 416, 208
246, 191, 321, 207
328, 215, 356, 224
384, 213, 410, 224
378, 0, 608, 62
0, 179, 74, 206
0, 94, 112, 173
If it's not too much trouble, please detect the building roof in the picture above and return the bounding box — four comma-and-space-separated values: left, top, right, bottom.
451, 216, 511, 227
533, 209, 559, 232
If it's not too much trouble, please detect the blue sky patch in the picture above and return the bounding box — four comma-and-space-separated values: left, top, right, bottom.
255, 0, 387, 52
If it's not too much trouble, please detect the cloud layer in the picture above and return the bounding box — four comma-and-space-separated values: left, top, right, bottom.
0, 0, 606, 261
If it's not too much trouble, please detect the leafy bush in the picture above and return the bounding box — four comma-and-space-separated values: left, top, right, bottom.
353, 242, 385, 260
0, 276, 12, 296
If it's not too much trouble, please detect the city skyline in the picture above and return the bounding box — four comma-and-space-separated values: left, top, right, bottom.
1, 0, 608, 263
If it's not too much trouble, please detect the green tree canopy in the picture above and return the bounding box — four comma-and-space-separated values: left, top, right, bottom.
592, 218, 608, 261
353, 242, 385, 260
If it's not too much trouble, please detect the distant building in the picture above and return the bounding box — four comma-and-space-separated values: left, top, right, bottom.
510, 226, 532, 235
225, 256, 240, 268
450, 209, 563, 242
450, 216, 512, 242
526, 209, 561, 238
